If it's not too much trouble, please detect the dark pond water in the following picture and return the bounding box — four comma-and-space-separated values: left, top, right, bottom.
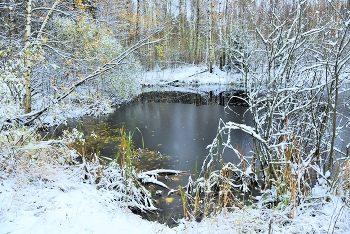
55, 91, 254, 225
108, 102, 253, 170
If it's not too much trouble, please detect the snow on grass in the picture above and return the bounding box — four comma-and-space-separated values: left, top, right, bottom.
174, 180, 350, 233
1, 166, 349, 234
174, 199, 349, 234
0, 166, 175, 234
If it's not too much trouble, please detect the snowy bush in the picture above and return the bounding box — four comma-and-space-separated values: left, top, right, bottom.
0, 125, 156, 212
0, 53, 25, 130
0, 126, 80, 184
225, 23, 255, 74
183, 2, 350, 222
50, 15, 141, 105
60, 128, 161, 212
93, 160, 157, 212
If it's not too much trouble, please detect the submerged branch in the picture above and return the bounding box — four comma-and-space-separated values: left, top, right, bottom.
138, 169, 183, 189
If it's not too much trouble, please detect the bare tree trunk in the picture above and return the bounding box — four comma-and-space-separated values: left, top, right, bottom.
207, 0, 214, 73
135, 0, 141, 43
194, 0, 200, 64
24, 0, 32, 114
24, 0, 60, 114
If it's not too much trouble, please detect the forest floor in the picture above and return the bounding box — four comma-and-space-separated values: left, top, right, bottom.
1, 65, 350, 233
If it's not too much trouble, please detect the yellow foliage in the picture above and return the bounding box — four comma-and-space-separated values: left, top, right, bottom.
155, 45, 165, 59
42, 37, 48, 44
100, 58, 108, 63
165, 197, 174, 204
74, 0, 86, 11
0, 50, 7, 57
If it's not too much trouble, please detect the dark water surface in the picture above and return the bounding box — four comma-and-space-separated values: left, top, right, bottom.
109, 102, 252, 169
57, 101, 253, 225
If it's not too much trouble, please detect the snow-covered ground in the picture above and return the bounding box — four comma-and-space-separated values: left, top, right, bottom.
1, 65, 350, 233
139, 65, 239, 85
1, 165, 349, 233
0, 166, 175, 234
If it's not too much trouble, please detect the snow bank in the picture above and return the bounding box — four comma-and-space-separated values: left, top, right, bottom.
0, 167, 175, 234
1, 168, 349, 234
174, 187, 350, 233
139, 65, 242, 86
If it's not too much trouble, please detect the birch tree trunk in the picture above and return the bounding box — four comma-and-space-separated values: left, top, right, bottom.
24, 0, 32, 114
207, 0, 214, 73
179, 0, 187, 61
194, 0, 200, 64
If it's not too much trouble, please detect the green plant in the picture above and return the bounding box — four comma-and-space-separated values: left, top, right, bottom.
116, 126, 144, 169
179, 186, 188, 219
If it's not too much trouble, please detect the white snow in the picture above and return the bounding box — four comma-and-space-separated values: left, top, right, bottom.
139, 65, 241, 86
5, 165, 346, 234
174, 197, 350, 233
0, 167, 175, 234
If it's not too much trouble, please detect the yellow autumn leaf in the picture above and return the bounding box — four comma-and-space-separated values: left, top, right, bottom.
165, 197, 174, 204
100, 58, 108, 63
0, 51, 7, 57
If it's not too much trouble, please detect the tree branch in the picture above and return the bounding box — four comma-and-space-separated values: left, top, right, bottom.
18, 33, 165, 125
